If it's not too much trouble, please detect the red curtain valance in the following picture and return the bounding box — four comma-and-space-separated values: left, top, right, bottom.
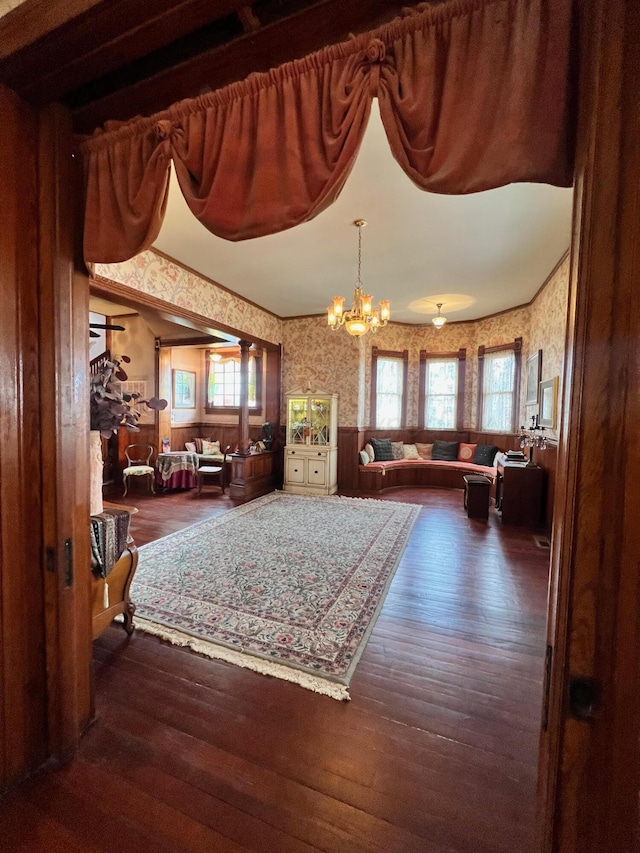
81, 0, 575, 263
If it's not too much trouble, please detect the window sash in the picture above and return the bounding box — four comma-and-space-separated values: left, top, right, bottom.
206, 355, 258, 409
375, 357, 404, 428
424, 358, 458, 429
481, 350, 515, 431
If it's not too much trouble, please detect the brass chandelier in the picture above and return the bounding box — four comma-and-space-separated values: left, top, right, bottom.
327, 219, 390, 337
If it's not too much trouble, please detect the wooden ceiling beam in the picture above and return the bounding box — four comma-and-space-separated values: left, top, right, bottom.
0, 0, 245, 102
0, 0, 107, 60
70, 0, 406, 133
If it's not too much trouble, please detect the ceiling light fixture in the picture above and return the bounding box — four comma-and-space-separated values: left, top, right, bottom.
432, 303, 447, 329
327, 219, 390, 337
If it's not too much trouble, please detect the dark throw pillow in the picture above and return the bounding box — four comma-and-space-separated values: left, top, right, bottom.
473, 444, 500, 466
431, 440, 460, 461
369, 437, 394, 462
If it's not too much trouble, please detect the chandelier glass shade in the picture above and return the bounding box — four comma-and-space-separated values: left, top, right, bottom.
432, 303, 447, 329
327, 220, 390, 337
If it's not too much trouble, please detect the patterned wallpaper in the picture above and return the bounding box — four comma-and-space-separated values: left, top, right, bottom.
528, 254, 570, 440
96, 250, 282, 346
98, 249, 569, 433
281, 317, 364, 427
282, 257, 568, 430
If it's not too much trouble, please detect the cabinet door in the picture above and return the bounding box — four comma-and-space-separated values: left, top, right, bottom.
286, 456, 305, 484
307, 457, 327, 486
287, 397, 308, 445
501, 465, 544, 527
310, 397, 331, 445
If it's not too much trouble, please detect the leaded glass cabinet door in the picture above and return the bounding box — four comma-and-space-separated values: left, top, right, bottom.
286, 396, 308, 445
309, 397, 332, 446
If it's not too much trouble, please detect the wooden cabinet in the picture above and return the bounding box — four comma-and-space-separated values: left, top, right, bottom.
496, 460, 545, 528
284, 388, 338, 495
228, 450, 277, 501
285, 446, 338, 495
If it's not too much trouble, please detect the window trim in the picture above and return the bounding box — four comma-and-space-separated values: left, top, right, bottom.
370, 347, 409, 429
476, 337, 522, 432
418, 348, 466, 431
205, 347, 263, 415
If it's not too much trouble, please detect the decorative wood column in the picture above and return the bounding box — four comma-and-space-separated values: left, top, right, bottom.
237, 339, 252, 456
228, 340, 277, 501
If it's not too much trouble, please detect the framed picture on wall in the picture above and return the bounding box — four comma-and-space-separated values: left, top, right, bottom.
173, 369, 196, 409
539, 376, 559, 428
526, 349, 542, 405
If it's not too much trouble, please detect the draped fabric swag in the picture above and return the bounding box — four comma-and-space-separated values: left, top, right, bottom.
81, 0, 575, 264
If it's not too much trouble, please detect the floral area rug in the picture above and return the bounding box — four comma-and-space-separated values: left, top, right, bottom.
132, 491, 420, 700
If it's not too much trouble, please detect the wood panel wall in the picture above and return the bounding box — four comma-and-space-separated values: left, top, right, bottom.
170, 423, 265, 453
0, 84, 47, 793
337, 427, 361, 491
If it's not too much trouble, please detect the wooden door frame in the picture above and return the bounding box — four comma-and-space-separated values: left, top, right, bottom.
38, 102, 93, 760
539, 0, 640, 849
3, 1, 640, 839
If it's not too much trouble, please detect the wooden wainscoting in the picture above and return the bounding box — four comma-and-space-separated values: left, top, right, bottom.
337, 427, 361, 492
170, 423, 267, 454
169, 424, 203, 453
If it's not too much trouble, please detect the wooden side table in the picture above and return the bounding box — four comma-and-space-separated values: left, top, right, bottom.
463, 475, 492, 520
496, 460, 545, 527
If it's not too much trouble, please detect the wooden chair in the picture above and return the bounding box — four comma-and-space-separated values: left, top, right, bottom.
90, 503, 139, 639
123, 443, 155, 496
196, 464, 225, 495
91, 544, 138, 639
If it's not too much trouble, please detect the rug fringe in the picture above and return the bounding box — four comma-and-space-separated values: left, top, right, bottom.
133, 617, 351, 701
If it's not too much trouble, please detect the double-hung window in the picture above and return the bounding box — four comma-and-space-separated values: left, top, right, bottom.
205, 347, 262, 414
419, 349, 466, 430
371, 347, 408, 429
477, 338, 522, 432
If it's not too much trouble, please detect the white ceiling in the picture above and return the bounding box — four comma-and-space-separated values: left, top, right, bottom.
154, 103, 574, 326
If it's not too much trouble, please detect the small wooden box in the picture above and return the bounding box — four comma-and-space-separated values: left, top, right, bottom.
463, 474, 492, 520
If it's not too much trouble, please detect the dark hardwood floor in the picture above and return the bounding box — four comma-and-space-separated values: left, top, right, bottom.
2, 486, 550, 852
